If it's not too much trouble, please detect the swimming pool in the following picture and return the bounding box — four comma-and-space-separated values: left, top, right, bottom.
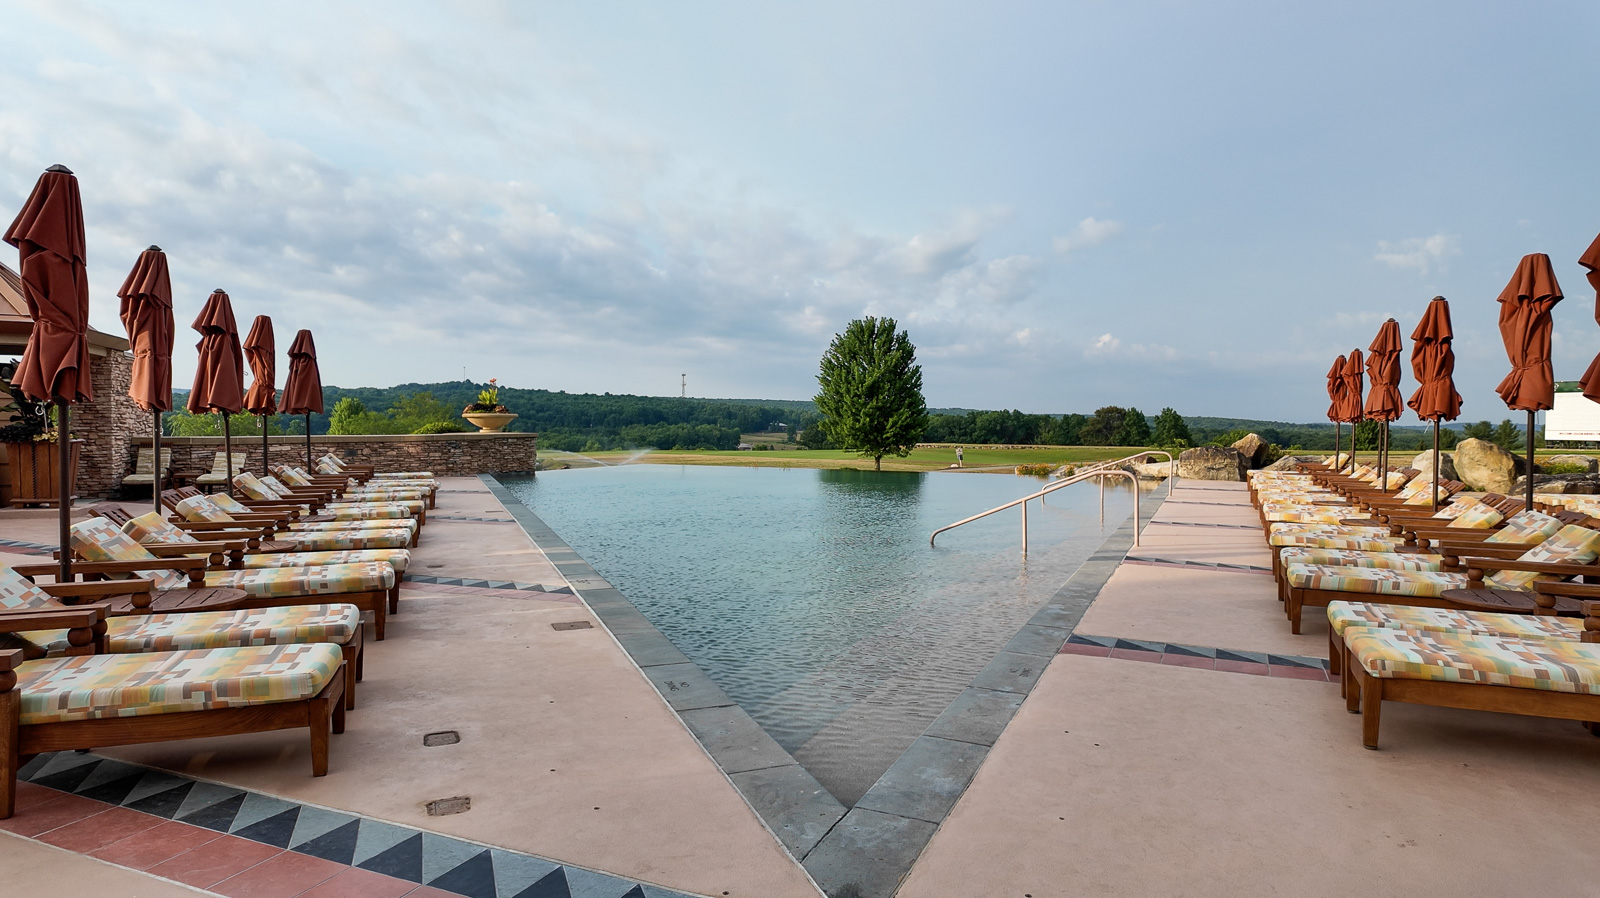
503, 464, 1139, 805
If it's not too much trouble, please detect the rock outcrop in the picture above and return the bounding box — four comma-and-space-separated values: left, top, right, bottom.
1408, 449, 1459, 486
1230, 433, 1269, 468
1510, 473, 1600, 495
1178, 446, 1248, 482
1452, 438, 1517, 493
1263, 454, 1322, 472
1542, 454, 1600, 473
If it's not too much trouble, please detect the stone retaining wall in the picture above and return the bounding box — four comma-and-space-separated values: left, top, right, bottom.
126, 432, 537, 491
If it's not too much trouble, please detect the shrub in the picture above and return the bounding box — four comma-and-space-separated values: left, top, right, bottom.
1540, 462, 1591, 475
753, 443, 774, 450
413, 421, 468, 435
1015, 463, 1055, 477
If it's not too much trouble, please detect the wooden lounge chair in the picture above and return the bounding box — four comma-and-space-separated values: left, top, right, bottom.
1341, 602, 1600, 749
1281, 523, 1600, 633
195, 451, 249, 492
0, 565, 364, 710
65, 517, 396, 640
97, 506, 411, 616
163, 490, 418, 550
236, 472, 425, 523
119, 447, 172, 497
0, 641, 345, 818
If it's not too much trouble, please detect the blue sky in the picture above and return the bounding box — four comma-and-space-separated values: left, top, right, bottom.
2, 1, 1597, 421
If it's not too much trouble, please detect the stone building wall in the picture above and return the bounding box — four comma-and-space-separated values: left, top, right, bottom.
125, 432, 537, 492
74, 348, 144, 498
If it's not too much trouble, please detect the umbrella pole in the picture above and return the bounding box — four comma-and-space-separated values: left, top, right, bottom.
1440, 419, 1452, 512
1526, 409, 1536, 511
1333, 422, 1341, 472
152, 409, 163, 515
57, 400, 71, 583
305, 413, 312, 469
262, 415, 270, 477
1382, 421, 1390, 491
222, 412, 234, 497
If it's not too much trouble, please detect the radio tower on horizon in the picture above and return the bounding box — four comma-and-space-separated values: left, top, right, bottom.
681, 374, 686, 398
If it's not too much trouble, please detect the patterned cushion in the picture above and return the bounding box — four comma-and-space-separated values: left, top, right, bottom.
175, 494, 234, 523
205, 562, 394, 597
1278, 547, 1443, 573
1481, 511, 1564, 545
371, 470, 435, 479
71, 517, 162, 564
1485, 525, 1600, 590
289, 519, 416, 535
278, 467, 314, 487
1265, 508, 1371, 525
1444, 502, 1504, 530
1270, 532, 1407, 552
1285, 563, 1468, 597
343, 488, 427, 502
1345, 626, 1600, 694
16, 643, 342, 724
315, 460, 342, 476
269, 530, 413, 552
28, 604, 362, 656
233, 472, 281, 501
122, 511, 201, 546
327, 498, 424, 516
315, 504, 412, 521
1327, 601, 1581, 641
242, 549, 411, 574
0, 566, 56, 612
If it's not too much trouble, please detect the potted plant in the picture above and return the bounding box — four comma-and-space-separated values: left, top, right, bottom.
0, 360, 83, 507
461, 378, 518, 433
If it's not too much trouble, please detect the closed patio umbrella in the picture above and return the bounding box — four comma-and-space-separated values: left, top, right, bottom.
1364, 319, 1404, 489
281, 329, 324, 468
3, 164, 92, 581
1326, 356, 1348, 469
1494, 253, 1563, 510
1340, 348, 1365, 472
1408, 296, 1462, 508
243, 315, 277, 475
118, 246, 174, 513
187, 289, 246, 495
1577, 233, 1600, 403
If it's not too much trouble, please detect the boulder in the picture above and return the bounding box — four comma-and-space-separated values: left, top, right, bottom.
1408, 450, 1459, 486
1511, 473, 1600, 495
1263, 454, 1322, 472
1132, 461, 1174, 479
1178, 446, 1248, 482
1230, 433, 1269, 468
1542, 454, 1600, 474
1452, 438, 1517, 493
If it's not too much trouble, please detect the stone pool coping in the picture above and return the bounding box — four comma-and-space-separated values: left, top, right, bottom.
485, 473, 1170, 898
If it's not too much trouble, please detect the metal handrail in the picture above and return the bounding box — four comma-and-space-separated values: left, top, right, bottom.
1055, 450, 1177, 495
930, 467, 1142, 555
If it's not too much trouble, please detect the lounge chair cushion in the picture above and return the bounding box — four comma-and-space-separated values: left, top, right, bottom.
268, 530, 413, 552
180, 494, 417, 533
1265, 508, 1372, 525
1270, 531, 1405, 552
175, 494, 235, 523
28, 604, 362, 657
0, 566, 56, 612
204, 563, 394, 597
1286, 564, 1467, 598
122, 511, 202, 546
1446, 502, 1505, 530
1277, 547, 1443, 573
243, 549, 411, 574
17, 643, 343, 724
1480, 511, 1563, 545
1345, 626, 1600, 694
1487, 525, 1600, 589
1327, 601, 1580, 641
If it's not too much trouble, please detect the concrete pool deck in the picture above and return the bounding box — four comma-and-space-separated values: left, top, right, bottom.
4, 476, 1600, 897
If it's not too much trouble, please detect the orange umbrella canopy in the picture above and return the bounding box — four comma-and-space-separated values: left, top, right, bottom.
1340, 349, 1365, 423
1577, 234, 1600, 403
2, 165, 93, 403
117, 246, 174, 413
1325, 356, 1347, 422
1494, 253, 1563, 412
242, 315, 277, 416
186, 289, 245, 415
1408, 296, 1463, 422
280, 329, 324, 415
1363, 319, 1403, 422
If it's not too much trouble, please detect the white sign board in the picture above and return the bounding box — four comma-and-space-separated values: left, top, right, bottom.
1545, 392, 1600, 441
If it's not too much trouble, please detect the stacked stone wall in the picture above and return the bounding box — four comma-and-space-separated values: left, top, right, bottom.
124, 432, 537, 492
75, 349, 145, 498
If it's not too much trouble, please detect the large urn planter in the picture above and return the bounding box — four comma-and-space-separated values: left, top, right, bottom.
4, 439, 84, 507
462, 412, 518, 433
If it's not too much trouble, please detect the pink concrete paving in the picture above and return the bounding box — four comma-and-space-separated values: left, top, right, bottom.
1, 829, 217, 896
0, 477, 820, 898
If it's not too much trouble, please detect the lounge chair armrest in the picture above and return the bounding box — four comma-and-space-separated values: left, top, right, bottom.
0, 605, 104, 633
0, 648, 18, 677
1461, 558, 1600, 580
1532, 581, 1600, 598
42, 580, 152, 599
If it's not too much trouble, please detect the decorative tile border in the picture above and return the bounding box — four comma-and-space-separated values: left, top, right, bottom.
0, 536, 57, 555
428, 515, 517, 523
403, 574, 574, 594
1148, 520, 1260, 530
7, 752, 702, 898
1061, 634, 1333, 681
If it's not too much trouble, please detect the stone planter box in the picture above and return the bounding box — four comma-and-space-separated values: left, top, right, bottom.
4, 439, 84, 507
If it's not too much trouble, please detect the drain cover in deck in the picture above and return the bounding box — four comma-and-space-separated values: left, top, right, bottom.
423, 730, 461, 747
551, 620, 593, 631
426, 795, 471, 816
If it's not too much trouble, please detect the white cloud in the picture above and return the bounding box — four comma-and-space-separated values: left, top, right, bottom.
1083, 332, 1177, 361
1053, 216, 1124, 254
1374, 233, 1460, 274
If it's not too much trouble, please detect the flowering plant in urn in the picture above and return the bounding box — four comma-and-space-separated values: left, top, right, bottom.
461, 378, 517, 432
464, 378, 510, 414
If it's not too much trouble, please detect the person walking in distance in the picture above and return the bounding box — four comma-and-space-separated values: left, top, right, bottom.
955, 447, 964, 468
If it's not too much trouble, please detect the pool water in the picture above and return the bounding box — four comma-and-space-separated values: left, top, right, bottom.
503, 464, 1138, 805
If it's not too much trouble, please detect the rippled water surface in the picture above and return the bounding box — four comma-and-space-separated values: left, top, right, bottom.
502, 464, 1136, 805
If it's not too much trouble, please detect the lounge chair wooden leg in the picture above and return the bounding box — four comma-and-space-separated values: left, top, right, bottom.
310, 696, 331, 776
1360, 671, 1383, 748
332, 684, 347, 736
373, 598, 386, 641
1346, 662, 1362, 714
1288, 590, 1303, 635
1, 666, 18, 820
388, 585, 399, 616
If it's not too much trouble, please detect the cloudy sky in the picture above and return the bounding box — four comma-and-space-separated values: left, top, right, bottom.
2, 1, 1597, 421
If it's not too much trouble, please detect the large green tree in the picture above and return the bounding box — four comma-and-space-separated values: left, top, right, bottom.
1078, 406, 1127, 446
1116, 407, 1152, 446
1150, 407, 1192, 448
814, 316, 929, 470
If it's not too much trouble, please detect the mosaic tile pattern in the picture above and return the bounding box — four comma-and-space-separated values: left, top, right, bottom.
0, 536, 57, 555
1062, 634, 1334, 680
429, 515, 517, 523
404, 574, 575, 594
1122, 556, 1272, 574
10, 752, 701, 898
1150, 520, 1261, 531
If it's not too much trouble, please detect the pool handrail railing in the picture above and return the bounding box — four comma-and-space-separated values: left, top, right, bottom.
930, 465, 1144, 555
1057, 450, 1176, 496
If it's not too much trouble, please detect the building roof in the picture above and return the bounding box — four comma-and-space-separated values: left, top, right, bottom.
0, 258, 129, 352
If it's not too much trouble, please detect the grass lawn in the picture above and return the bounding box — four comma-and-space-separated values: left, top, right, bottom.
546, 445, 1153, 472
